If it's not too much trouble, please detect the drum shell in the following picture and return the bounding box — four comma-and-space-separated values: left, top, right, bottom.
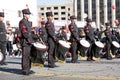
92, 41, 104, 58
56, 41, 70, 61
79, 40, 90, 57
111, 42, 119, 55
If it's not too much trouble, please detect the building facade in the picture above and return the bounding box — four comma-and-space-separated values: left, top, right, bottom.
74, 0, 120, 28
0, 0, 37, 27
37, 0, 73, 21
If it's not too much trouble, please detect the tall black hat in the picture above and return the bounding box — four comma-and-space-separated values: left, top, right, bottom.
86, 18, 92, 22
70, 15, 76, 19
22, 9, 31, 14
0, 12, 4, 17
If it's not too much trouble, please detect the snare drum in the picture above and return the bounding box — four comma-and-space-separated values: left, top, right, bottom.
56, 40, 70, 61
79, 39, 90, 58
111, 41, 120, 56
80, 39, 90, 48
92, 41, 104, 59
112, 41, 120, 48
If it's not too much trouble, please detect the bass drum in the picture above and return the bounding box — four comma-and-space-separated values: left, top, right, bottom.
111, 41, 120, 57
79, 39, 90, 60
56, 40, 71, 62
31, 42, 48, 65
92, 41, 104, 60
0, 51, 4, 63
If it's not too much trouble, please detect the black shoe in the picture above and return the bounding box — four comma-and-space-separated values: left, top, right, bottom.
48, 65, 54, 68
107, 57, 112, 60
71, 61, 77, 63
48, 64, 58, 68
87, 58, 92, 61
22, 70, 35, 75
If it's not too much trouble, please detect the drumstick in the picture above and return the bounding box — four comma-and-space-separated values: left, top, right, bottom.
36, 34, 45, 45
63, 37, 71, 45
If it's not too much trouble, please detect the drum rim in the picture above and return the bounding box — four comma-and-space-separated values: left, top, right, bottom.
95, 41, 104, 48
33, 42, 47, 49
80, 39, 90, 48
112, 41, 120, 48
58, 40, 70, 49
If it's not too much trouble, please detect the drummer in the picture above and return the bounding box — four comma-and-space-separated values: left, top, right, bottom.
39, 21, 48, 45
35, 21, 48, 67
0, 10, 7, 65
68, 15, 80, 63
19, 8, 34, 75
45, 12, 58, 68
56, 26, 68, 63
84, 19, 95, 61
103, 23, 113, 60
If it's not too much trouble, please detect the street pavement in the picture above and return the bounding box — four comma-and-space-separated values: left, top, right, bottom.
0, 56, 120, 80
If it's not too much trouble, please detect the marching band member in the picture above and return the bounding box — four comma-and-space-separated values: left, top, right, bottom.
45, 12, 58, 68
56, 26, 68, 63
115, 25, 120, 57
68, 15, 80, 63
19, 8, 34, 75
0, 10, 7, 65
39, 21, 48, 45
35, 21, 48, 67
103, 23, 113, 60
84, 19, 95, 61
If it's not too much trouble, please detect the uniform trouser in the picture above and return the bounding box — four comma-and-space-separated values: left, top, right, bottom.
105, 42, 111, 58
22, 45, 31, 73
48, 38, 55, 66
87, 42, 93, 60
0, 41, 7, 64
70, 41, 78, 62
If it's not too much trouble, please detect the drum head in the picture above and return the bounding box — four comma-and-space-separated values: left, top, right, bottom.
33, 42, 47, 49
80, 39, 90, 48
112, 41, 120, 48
0, 52, 3, 62
59, 40, 70, 49
95, 41, 104, 48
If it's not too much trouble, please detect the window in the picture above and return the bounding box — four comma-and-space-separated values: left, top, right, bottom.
41, 13, 44, 15
61, 6, 65, 9
18, 10, 22, 17
47, 7, 51, 10
61, 12, 65, 15
54, 18, 58, 20
54, 7, 58, 10
54, 12, 58, 15
41, 8, 44, 10
61, 17, 66, 20
68, 13, 70, 16
68, 8, 70, 11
